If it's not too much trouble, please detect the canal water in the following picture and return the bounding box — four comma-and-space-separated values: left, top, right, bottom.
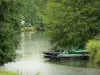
1, 32, 100, 75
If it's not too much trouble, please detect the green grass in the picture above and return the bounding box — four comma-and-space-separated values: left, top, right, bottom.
0, 70, 19, 75
21, 26, 35, 32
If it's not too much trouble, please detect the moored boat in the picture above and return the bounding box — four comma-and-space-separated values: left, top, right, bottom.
57, 53, 89, 60
43, 50, 68, 58
43, 49, 89, 60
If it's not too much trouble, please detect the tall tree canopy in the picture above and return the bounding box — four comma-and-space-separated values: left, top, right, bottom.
22, 0, 36, 25
42, 0, 100, 49
0, 0, 23, 65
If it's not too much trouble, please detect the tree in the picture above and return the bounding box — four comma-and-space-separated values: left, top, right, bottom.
0, 0, 23, 65
22, 0, 36, 25
42, 0, 100, 49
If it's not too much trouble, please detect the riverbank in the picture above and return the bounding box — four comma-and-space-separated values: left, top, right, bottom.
0, 69, 19, 75
21, 26, 35, 32
2, 32, 100, 75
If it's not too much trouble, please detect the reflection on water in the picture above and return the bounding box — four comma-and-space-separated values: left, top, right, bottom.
1, 32, 100, 75
46, 59, 100, 69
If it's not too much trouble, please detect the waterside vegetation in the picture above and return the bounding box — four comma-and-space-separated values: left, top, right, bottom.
86, 40, 100, 64
0, 69, 19, 75
0, 0, 100, 70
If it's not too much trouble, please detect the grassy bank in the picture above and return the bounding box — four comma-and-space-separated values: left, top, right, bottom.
0, 70, 19, 75
21, 26, 35, 32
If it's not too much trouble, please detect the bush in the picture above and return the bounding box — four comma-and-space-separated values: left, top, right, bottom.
95, 51, 100, 64
86, 40, 100, 64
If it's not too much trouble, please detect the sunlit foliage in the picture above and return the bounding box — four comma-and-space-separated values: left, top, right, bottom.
86, 40, 100, 64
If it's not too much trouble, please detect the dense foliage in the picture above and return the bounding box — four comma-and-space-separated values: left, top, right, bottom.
0, 0, 39, 65
41, 0, 100, 49
0, 0, 100, 65
86, 40, 100, 64
0, 0, 23, 65
34, 0, 47, 29
22, 0, 36, 25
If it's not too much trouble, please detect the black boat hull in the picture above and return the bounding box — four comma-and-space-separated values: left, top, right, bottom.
44, 55, 89, 60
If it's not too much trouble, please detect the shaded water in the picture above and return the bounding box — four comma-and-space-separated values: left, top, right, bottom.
1, 32, 100, 75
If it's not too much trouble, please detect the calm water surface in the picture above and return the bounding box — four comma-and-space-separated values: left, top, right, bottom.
1, 32, 100, 75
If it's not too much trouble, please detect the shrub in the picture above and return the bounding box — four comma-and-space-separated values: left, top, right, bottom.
86, 40, 100, 64
95, 51, 100, 64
